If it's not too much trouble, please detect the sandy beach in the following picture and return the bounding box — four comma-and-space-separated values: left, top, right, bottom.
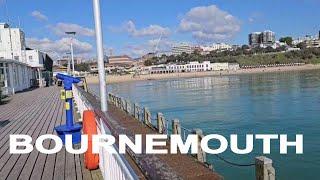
86, 64, 320, 84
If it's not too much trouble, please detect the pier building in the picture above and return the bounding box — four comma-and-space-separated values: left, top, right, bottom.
0, 23, 53, 88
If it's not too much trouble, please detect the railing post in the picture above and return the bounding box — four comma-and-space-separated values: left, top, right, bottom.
144, 107, 152, 126
114, 96, 117, 105
193, 128, 206, 163
172, 119, 181, 135
255, 156, 275, 180
124, 99, 127, 112
157, 113, 165, 134
117, 97, 121, 108
110, 94, 113, 104
108, 93, 111, 102
126, 100, 131, 115
121, 98, 125, 110
133, 103, 139, 119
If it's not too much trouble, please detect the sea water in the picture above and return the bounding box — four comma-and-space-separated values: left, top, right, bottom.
89, 70, 320, 180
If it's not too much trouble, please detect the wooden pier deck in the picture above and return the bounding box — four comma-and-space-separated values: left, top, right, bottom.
0, 87, 102, 180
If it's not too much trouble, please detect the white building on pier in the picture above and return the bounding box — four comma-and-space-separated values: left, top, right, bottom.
0, 23, 53, 95
0, 59, 35, 95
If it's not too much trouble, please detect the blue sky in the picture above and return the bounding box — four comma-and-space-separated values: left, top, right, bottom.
1, 0, 319, 58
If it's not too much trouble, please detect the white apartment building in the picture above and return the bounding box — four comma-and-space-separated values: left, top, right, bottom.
200, 43, 233, 55
171, 43, 194, 56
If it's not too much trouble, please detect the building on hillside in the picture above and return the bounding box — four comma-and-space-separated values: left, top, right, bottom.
212, 43, 232, 51
292, 31, 320, 48
306, 39, 320, 48
155, 51, 172, 57
249, 30, 276, 47
249, 32, 261, 47
261, 30, 275, 45
171, 43, 194, 56
200, 43, 233, 54
107, 55, 134, 67
56, 58, 69, 66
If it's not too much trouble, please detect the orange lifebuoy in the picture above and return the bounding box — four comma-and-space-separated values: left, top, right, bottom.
83, 110, 99, 170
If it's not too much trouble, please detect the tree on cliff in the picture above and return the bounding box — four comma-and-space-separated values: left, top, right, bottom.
279, 37, 293, 46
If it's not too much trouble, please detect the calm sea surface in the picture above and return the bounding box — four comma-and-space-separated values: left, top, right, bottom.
89, 70, 320, 180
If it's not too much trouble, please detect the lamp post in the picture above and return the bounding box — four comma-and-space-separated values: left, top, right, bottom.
66, 52, 71, 74
92, 0, 107, 112
65, 31, 76, 76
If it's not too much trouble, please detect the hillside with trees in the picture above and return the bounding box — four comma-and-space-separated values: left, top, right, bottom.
145, 46, 320, 66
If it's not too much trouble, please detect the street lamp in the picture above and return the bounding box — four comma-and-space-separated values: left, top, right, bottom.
66, 52, 71, 74
65, 31, 76, 76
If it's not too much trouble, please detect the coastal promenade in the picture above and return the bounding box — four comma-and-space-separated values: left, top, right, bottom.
86, 64, 320, 84
0, 87, 102, 180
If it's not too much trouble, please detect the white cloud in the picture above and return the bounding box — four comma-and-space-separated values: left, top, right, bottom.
48, 23, 95, 37
248, 12, 264, 23
179, 5, 241, 42
147, 39, 173, 51
122, 39, 174, 58
111, 20, 171, 38
124, 44, 147, 57
26, 37, 93, 58
31, 11, 48, 21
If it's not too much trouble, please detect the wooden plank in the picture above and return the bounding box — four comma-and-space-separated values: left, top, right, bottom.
0, 89, 56, 175
29, 92, 63, 180
75, 154, 83, 180
65, 152, 76, 180
0, 89, 56, 149
53, 147, 66, 180
53, 108, 66, 180
0, 89, 54, 145
0, 87, 102, 180
41, 91, 65, 180
80, 153, 93, 180
0, 90, 34, 117
4, 90, 60, 179
0, 88, 51, 125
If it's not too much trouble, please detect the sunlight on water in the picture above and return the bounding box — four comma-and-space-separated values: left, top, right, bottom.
89, 70, 320, 180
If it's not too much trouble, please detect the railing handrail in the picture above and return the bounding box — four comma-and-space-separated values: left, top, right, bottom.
72, 85, 139, 180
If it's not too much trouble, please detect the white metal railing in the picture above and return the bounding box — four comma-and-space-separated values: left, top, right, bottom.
73, 86, 93, 120
72, 85, 138, 180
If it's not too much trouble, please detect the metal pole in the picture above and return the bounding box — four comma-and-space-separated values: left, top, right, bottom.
70, 37, 75, 76
67, 54, 71, 74
92, 0, 107, 112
